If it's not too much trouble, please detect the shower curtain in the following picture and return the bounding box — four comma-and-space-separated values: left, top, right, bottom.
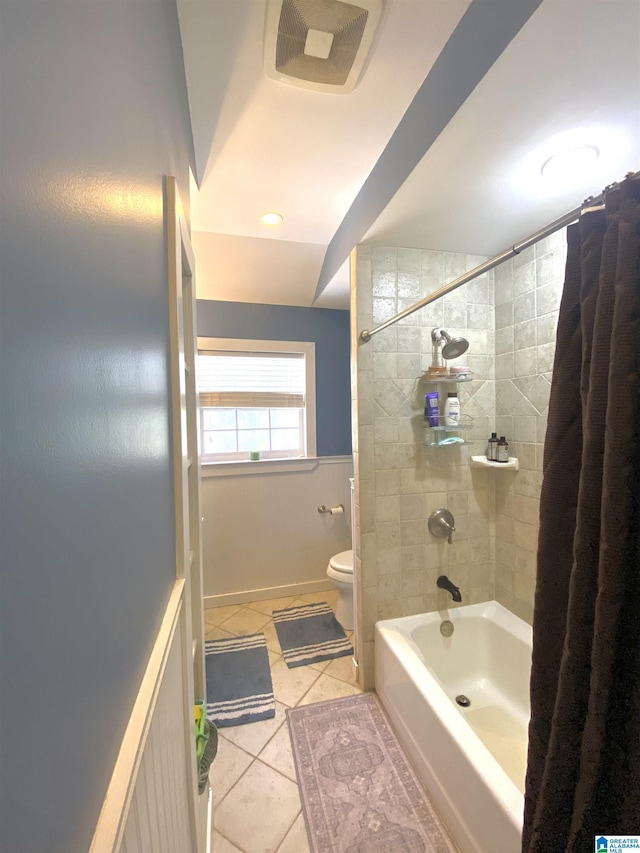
522, 175, 640, 851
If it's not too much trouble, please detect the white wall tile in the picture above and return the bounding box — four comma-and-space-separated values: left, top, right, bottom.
373, 352, 397, 379
537, 312, 558, 345
514, 347, 537, 377
444, 301, 467, 327
495, 258, 514, 304
467, 303, 491, 330
374, 442, 399, 470
496, 325, 514, 354
375, 470, 398, 496
514, 290, 536, 323
513, 245, 534, 269
377, 573, 402, 602
375, 495, 400, 522
401, 520, 426, 546
372, 246, 397, 271
372, 271, 397, 297
397, 272, 421, 299
373, 380, 405, 415
420, 250, 444, 278
466, 277, 492, 305
536, 249, 566, 287
536, 281, 562, 316
514, 319, 536, 350
537, 342, 556, 374
397, 248, 421, 273
372, 326, 397, 352
397, 327, 421, 352
495, 301, 513, 330
401, 545, 426, 572
377, 547, 401, 576
496, 352, 514, 380
372, 298, 398, 324
397, 353, 421, 379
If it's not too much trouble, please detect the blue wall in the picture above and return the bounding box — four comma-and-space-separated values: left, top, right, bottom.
0, 3, 194, 850
196, 300, 352, 457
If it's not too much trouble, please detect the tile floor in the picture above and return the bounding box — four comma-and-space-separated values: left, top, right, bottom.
204, 590, 362, 853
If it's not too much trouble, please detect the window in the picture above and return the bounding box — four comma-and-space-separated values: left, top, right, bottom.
196, 338, 316, 464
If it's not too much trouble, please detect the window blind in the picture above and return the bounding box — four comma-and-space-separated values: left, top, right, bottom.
196, 350, 305, 408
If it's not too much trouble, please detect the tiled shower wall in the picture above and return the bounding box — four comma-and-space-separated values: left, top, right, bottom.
351, 245, 497, 688
351, 234, 568, 688
493, 229, 567, 622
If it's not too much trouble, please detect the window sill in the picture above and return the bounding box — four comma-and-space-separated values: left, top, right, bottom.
200, 455, 352, 478
201, 457, 319, 478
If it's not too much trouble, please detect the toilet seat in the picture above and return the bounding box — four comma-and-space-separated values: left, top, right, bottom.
329, 549, 353, 576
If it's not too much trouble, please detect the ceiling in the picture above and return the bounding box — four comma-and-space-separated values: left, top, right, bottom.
178, 0, 640, 311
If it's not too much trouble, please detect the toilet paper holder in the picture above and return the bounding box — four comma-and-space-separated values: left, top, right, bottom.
318, 504, 344, 515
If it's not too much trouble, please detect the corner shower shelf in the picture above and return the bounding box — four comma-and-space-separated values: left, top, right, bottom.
423, 415, 474, 447
470, 455, 519, 471
420, 372, 474, 383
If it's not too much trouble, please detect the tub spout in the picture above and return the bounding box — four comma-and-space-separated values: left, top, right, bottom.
437, 575, 462, 602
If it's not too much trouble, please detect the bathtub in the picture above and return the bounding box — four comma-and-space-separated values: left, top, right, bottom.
375, 601, 532, 853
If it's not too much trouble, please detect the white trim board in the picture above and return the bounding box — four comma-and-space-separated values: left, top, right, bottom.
201, 454, 352, 478
204, 578, 334, 608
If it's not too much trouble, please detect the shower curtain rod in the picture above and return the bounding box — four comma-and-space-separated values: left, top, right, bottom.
360, 170, 639, 342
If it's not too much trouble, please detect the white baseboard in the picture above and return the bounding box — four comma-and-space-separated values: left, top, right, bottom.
204, 578, 334, 608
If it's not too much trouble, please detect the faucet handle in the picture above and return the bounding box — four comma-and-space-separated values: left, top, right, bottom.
443, 519, 455, 544
428, 508, 456, 544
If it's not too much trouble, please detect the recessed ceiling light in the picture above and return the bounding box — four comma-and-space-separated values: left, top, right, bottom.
541, 145, 600, 178
260, 212, 283, 226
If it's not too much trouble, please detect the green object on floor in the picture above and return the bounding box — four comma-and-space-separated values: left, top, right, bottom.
197, 720, 218, 794
195, 701, 207, 762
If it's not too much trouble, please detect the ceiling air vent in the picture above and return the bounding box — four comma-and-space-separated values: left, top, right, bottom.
264, 0, 384, 94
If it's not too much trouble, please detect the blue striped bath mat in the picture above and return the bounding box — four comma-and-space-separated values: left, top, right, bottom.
272, 602, 353, 669
205, 633, 275, 727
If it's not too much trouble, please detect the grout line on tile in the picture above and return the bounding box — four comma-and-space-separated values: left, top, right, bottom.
274, 808, 304, 853
255, 717, 288, 758
213, 824, 248, 853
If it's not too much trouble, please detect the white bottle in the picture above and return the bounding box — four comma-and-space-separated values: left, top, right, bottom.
444, 392, 460, 426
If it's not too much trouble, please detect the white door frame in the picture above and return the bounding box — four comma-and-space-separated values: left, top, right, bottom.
89, 177, 209, 853
166, 174, 208, 851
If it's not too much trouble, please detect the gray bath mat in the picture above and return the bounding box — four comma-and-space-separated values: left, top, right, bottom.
205, 633, 275, 727
287, 693, 458, 852
272, 601, 353, 668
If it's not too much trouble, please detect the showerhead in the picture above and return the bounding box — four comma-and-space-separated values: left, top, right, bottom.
431, 328, 470, 360
441, 335, 469, 359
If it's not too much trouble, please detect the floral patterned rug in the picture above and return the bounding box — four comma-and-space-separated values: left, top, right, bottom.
287, 693, 458, 852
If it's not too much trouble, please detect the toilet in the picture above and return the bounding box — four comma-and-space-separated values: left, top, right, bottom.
326, 549, 353, 630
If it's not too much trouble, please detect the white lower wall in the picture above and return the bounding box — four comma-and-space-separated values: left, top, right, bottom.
91, 583, 207, 853
120, 612, 195, 853
201, 456, 353, 606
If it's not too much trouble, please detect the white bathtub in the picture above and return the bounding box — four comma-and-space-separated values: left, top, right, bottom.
375, 601, 532, 853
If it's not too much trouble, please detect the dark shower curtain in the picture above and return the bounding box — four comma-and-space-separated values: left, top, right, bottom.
523, 175, 640, 851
